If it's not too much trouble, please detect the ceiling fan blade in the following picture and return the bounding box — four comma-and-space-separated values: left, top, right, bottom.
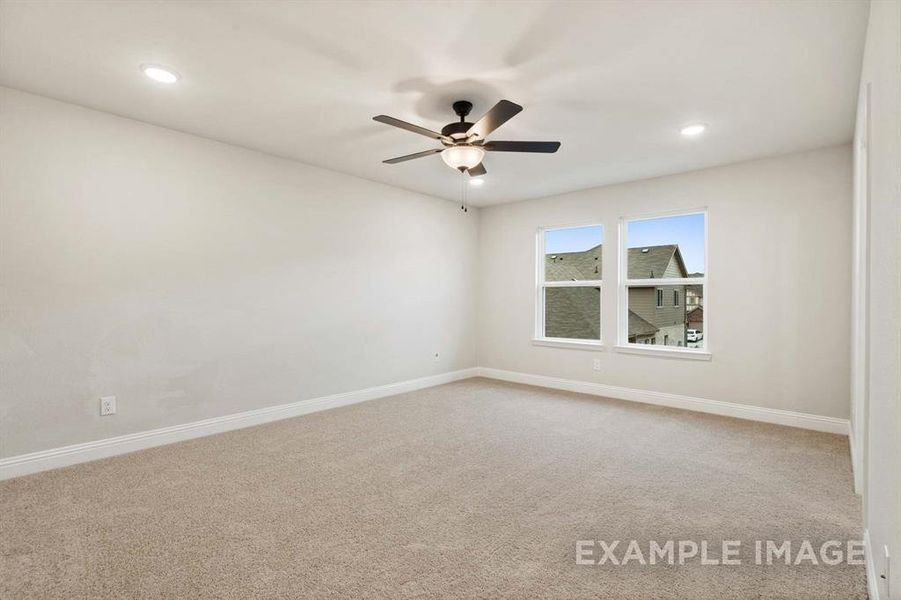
466, 100, 523, 140
483, 140, 561, 153
373, 115, 452, 143
382, 148, 443, 164
467, 163, 487, 176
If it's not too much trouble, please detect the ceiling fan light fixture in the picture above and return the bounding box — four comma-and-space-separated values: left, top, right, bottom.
441, 145, 485, 170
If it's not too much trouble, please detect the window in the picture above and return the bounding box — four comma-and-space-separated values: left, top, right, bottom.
620, 211, 706, 352
536, 225, 603, 345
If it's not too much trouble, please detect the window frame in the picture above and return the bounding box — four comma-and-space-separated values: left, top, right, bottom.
534, 223, 604, 351
615, 208, 711, 360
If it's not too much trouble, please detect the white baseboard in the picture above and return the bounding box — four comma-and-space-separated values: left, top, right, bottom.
1, 366, 851, 481
476, 367, 850, 435
0, 368, 478, 481
865, 529, 881, 600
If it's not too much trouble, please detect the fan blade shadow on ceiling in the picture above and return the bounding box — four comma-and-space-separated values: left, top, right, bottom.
392, 78, 506, 124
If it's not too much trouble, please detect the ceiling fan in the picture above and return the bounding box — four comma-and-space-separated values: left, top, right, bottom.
373, 100, 561, 177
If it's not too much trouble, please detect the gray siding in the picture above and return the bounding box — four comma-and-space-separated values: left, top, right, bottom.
630, 286, 686, 328
663, 259, 683, 278
629, 287, 657, 324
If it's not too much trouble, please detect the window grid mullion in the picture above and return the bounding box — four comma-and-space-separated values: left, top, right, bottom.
625, 278, 706, 286
542, 280, 603, 288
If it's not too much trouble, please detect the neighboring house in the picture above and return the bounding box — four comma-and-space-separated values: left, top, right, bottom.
686, 307, 704, 332
685, 273, 704, 311
544, 244, 691, 346
626, 245, 689, 346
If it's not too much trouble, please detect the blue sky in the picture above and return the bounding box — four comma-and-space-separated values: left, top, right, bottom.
544, 225, 603, 255
628, 214, 705, 274
544, 213, 705, 274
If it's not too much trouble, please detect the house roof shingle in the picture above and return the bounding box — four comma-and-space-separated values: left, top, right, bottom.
626, 244, 686, 279
544, 286, 600, 340
545, 245, 602, 281
544, 244, 689, 281
628, 310, 658, 337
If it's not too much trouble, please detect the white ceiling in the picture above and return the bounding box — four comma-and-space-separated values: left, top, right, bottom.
0, 0, 869, 207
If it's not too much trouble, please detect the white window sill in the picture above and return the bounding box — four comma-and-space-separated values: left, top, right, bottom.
613, 344, 712, 361
532, 338, 605, 351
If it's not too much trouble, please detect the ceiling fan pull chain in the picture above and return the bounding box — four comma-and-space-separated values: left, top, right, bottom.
458, 170, 469, 213
460, 169, 466, 212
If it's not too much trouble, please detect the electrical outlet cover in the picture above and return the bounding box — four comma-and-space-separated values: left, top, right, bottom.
100, 395, 117, 416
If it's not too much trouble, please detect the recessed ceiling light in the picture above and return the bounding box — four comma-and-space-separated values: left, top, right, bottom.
141, 64, 180, 84
680, 123, 707, 137
469, 177, 484, 187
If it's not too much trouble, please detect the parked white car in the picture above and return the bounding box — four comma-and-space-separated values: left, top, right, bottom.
687, 329, 703, 342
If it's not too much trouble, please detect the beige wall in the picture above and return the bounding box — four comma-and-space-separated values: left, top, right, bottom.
0, 87, 479, 458
0, 88, 863, 475
478, 144, 852, 419
853, 1, 901, 597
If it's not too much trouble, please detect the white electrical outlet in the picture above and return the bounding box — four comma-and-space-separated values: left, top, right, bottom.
434, 352, 440, 361
592, 358, 602, 371
100, 396, 117, 416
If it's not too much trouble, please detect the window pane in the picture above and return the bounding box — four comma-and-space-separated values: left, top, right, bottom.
544, 225, 603, 281
626, 213, 704, 279
544, 286, 600, 340
627, 285, 704, 348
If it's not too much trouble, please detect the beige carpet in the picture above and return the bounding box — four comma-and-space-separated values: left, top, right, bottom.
1, 378, 865, 599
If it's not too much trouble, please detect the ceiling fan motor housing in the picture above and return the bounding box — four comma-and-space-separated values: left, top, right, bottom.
441, 121, 474, 140
452, 100, 473, 119
442, 100, 475, 141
